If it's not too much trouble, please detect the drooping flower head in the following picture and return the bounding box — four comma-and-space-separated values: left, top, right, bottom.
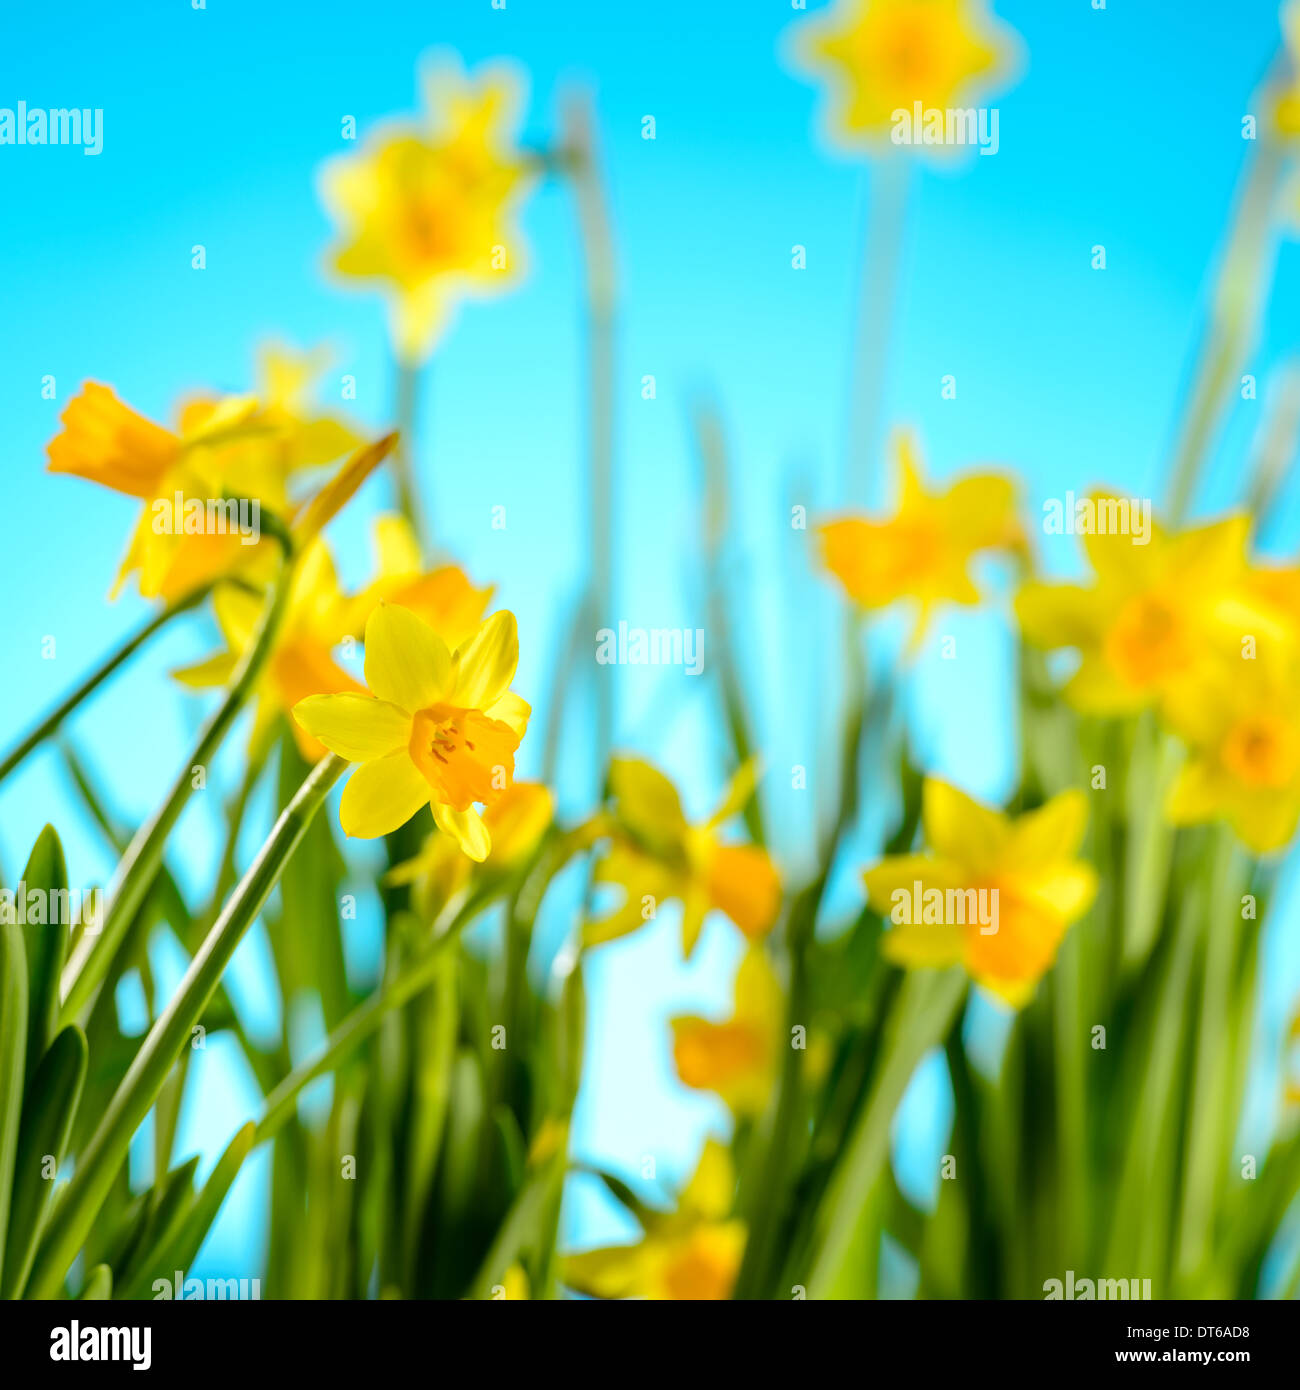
585, 758, 781, 957
792, 0, 1020, 151
47, 349, 361, 601
294, 603, 531, 860
563, 1139, 745, 1301
320, 57, 535, 363
818, 430, 1022, 641
864, 778, 1097, 1007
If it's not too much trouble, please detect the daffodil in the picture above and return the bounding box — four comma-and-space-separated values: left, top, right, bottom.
344, 514, 493, 645
174, 538, 361, 761
386, 779, 554, 900
818, 430, 1022, 638
1015, 510, 1268, 716
48, 354, 360, 601
864, 778, 1097, 1006
320, 59, 534, 363
1162, 664, 1300, 854
585, 758, 781, 957
563, 1140, 745, 1300
672, 947, 783, 1117
293, 603, 531, 859
794, 0, 1018, 148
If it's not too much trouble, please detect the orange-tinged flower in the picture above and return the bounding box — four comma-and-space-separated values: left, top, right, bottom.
294, 603, 531, 859
173, 538, 361, 761
794, 0, 1019, 148
563, 1140, 745, 1301
864, 778, 1097, 1007
585, 758, 781, 957
1016, 509, 1272, 716
344, 514, 494, 646
818, 430, 1022, 639
1163, 664, 1300, 855
320, 58, 534, 363
672, 947, 782, 1117
48, 354, 363, 601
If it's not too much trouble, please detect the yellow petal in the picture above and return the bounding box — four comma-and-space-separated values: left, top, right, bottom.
881, 922, 965, 969
862, 853, 967, 916
609, 757, 687, 844
679, 1138, 735, 1221
432, 801, 492, 862
364, 602, 454, 713
453, 610, 519, 711
922, 780, 1009, 875
1009, 789, 1089, 863
707, 759, 761, 828
485, 690, 531, 739
563, 1244, 646, 1300
681, 881, 711, 958
293, 692, 411, 761
339, 752, 431, 838
485, 782, 553, 863
171, 651, 239, 689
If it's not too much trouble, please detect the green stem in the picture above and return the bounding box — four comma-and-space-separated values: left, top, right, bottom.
0, 584, 213, 787
26, 753, 346, 1298
846, 155, 909, 506
392, 361, 432, 556
564, 93, 617, 776
58, 559, 295, 1025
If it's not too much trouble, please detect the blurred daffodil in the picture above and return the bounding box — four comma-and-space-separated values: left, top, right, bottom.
864, 778, 1097, 1006
174, 538, 361, 761
1016, 510, 1263, 716
672, 947, 782, 1117
386, 779, 554, 900
320, 58, 535, 363
818, 430, 1022, 640
294, 603, 531, 859
563, 1140, 745, 1300
1272, 0, 1300, 137
1163, 665, 1300, 854
585, 758, 781, 957
345, 514, 494, 644
794, 0, 1018, 149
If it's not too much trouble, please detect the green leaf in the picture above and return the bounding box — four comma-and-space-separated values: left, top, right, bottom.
116, 1124, 255, 1300
18, 825, 68, 1083
0, 912, 30, 1263
1, 1024, 87, 1298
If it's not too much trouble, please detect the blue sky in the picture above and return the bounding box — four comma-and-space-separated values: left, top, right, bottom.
2, 0, 1299, 1278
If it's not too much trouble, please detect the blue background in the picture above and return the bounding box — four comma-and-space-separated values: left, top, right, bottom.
2, 0, 1299, 1284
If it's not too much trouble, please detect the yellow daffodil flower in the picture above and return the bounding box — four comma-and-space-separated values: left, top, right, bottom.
585, 758, 781, 957
672, 947, 783, 1117
344, 514, 494, 645
48, 354, 361, 601
497, 1265, 530, 1300
818, 430, 1022, 639
1162, 665, 1300, 854
320, 59, 534, 363
293, 602, 531, 859
864, 778, 1097, 1007
794, 0, 1018, 148
173, 538, 361, 761
386, 779, 554, 898
1015, 509, 1266, 716
563, 1139, 745, 1300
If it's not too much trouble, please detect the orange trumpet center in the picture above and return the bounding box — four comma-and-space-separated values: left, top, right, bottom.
409, 703, 518, 811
